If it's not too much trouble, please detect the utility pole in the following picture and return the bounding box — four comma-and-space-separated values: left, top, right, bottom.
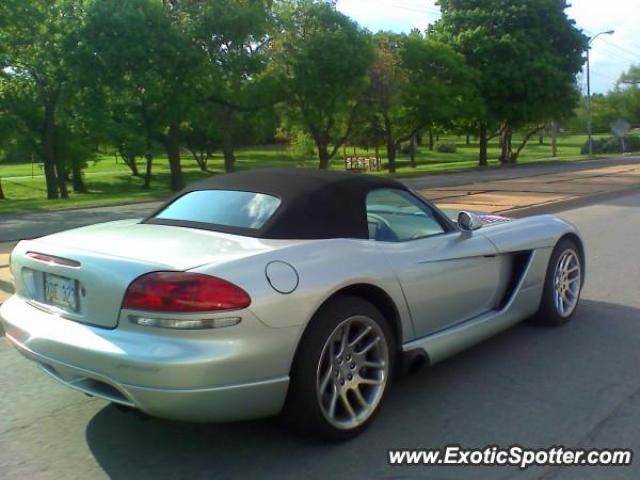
586, 30, 615, 157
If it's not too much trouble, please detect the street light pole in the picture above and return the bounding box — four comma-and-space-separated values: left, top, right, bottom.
586, 46, 592, 156
586, 30, 615, 157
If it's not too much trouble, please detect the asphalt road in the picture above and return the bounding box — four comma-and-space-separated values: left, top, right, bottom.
1, 192, 640, 479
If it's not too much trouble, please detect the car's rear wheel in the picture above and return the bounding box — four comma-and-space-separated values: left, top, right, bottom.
283, 295, 395, 441
532, 238, 583, 326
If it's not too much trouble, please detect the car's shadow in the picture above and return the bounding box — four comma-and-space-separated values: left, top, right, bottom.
85, 299, 640, 480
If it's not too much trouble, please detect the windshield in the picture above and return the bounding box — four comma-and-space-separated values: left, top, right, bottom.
154, 190, 281, 230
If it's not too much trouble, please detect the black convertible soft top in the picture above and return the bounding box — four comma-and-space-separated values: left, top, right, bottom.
147, 168, 408, 239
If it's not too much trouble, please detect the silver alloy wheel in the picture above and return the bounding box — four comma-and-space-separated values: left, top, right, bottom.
553, 249, 582, 318
316, 315, 390, 430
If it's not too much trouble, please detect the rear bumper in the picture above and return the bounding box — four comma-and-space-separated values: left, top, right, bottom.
1, 295, 299, 422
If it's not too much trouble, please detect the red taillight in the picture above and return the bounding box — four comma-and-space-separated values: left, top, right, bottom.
122, 272, 251, 313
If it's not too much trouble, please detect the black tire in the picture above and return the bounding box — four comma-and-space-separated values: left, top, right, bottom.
531, 238, 583, 326
283, 295, 396, 441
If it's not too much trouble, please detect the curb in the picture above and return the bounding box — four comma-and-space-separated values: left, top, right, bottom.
393, 155, 607, 181
0, 198, 163, 219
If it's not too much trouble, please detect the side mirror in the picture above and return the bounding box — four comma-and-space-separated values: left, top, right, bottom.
458, 211, 483, 232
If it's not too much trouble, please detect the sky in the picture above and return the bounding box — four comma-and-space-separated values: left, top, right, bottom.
336, 0, 640, 94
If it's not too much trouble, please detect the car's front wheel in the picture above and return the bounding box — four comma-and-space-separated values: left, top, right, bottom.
284, 295, 395, 441
532, 238, 583, 326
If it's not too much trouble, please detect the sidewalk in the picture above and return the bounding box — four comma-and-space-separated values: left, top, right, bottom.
1, 158, 640, 303
417, 162, 640, 216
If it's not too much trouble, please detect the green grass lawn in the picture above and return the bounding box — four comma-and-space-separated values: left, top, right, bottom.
0, 133, 614, 214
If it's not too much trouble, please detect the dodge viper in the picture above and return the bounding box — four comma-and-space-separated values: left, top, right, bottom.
0, 168, 584, 440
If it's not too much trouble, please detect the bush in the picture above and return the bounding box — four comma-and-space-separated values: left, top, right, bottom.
580, 137, 610, 154
289, 129, 316, 160
436, 143, 457, 153
580, 134, 640, 154
625, 134, 640, 152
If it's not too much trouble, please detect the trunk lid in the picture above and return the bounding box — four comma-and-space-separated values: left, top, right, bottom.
10, 220, 282, 328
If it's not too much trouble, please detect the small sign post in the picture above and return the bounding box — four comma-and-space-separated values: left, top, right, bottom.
611, 119, 631, 153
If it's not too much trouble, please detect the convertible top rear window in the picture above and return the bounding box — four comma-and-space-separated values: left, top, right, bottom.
147, 168, 445, 239
153, 190, 281, 230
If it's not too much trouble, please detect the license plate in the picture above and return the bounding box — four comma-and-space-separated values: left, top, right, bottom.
44, 273, 78, 312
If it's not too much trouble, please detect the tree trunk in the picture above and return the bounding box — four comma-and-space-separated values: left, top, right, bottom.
410, 134, 417, 168
223, 138, 235, 173
499, 124, 513, 164
428, 128, 434, 151
539, 135, 544, 145
188, 148, 208, 172
222, 108, 236, 173
166, 124, 184, 191
382, 114, 396, 173
512, 124, 546, 163
54, 162, 69, 199
44, 96, 68, 199
128, 156, 140, 176
466, 134, 470, 145
479, 124, 488, 167
551, 121, 558, 157
386, 140, 396, 173
506, 129, 513, 163
118, 146, 140, 176
141, 104, 154, 189
42, 101, 59, 199
0, 177, 5, 200
143, 152, 153, 189
318, 144, 330, 169
71, 158, 86, 193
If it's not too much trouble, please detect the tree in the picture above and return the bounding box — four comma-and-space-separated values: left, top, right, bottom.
432, 0, 587, 164
610, 66, 640, 128
275, 0, 374, 169
54, 122, 96, 194
568, 94, 617, 134
619, 65, 640, 86
358, 33, 476, 172
0, 102, 14, 200
78, 0, 202, 191
349, 109, 386, 162
183, 102, 224, 172
185, 0, 278, 173
568, 67, 640, 138
0, 0, 87, 199
75, 86, 148, 178
360, 33, 408, 173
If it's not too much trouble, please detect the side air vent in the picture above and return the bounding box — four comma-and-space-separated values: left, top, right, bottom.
498, 251, 533, 309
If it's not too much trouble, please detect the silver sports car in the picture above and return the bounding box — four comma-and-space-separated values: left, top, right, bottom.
0, 168, 584, 440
